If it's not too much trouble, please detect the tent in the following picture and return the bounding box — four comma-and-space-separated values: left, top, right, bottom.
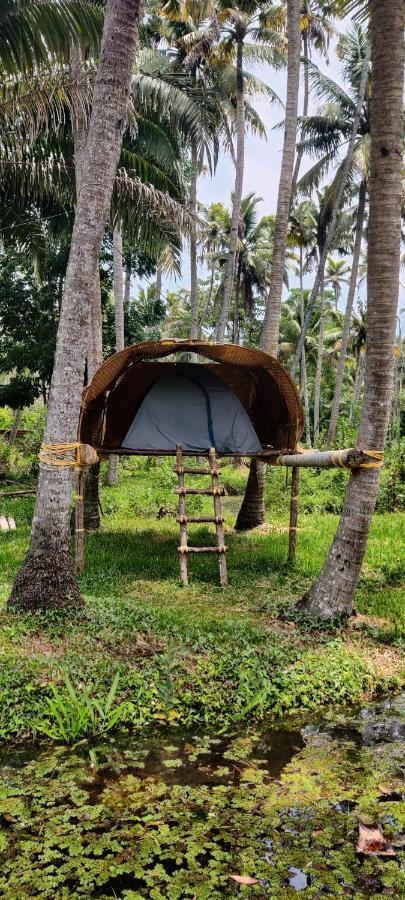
122, 363, 262, 454
79, 339, 304, 457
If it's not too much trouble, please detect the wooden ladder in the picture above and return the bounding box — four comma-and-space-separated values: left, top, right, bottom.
175, 445, 228, 587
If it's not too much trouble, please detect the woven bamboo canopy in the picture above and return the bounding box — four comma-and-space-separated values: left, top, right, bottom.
78, 339, 305, 457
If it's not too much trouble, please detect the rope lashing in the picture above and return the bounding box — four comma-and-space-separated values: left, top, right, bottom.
39, 442, 98, 469
331, 449, 350, 469
359, 450, 385, 469
330, 449, 385, 470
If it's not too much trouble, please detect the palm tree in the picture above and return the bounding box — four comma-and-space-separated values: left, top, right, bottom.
215, 0, 284, 341
348, 303, 367, 425
290, 23, 371, 378
325, 257, 349, 309
0, 0, 102, 75
161, 1, 220, 340
261, 0, 301, 355
303, 191, 353, 444
326, 179, 366, 445
204, 193, 275, 340
291, 0, 334, 193
301, 0, 404, 618
107, 223, 125, 487
9, 0, 144, 612
289, 24, 372, 444
288, 198, 317, 440
236, 0, 300, 532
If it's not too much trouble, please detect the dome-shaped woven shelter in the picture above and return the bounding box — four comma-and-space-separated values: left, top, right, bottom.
79, 339, 304, 457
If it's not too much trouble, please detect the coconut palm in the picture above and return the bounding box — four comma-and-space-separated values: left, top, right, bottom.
235, 0, 300, 533
291, 0, 335, 192
0, 0, 103, 75
291, 24, 372, 442
214, 0, 285, 341
325, 256, 350, 309
290, 22, 371, 378
259, 0, 301, 356
301, 0, 404, 618
9, 0, 144, 612
288, 198, 317, 440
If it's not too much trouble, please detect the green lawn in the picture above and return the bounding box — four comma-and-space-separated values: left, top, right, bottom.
0, 458, 403, 742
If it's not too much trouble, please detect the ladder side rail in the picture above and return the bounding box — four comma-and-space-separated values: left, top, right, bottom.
208, 448, 228, 586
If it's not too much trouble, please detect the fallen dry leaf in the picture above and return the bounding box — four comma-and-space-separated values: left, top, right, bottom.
229, 874, 260, 885
357, 822, 396, 857
377, 784, 403, 801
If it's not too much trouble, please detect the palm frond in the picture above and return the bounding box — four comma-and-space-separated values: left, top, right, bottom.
0, 0, 103, 74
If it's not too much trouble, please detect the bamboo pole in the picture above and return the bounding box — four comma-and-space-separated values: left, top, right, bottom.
269, 448, 384, 470
176, 445, 189, 586
209, 448, 228, 587
75, 471, 85, 572
288, 466, 299, 563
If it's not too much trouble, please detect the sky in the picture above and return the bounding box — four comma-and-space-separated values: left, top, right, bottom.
137, 19, 405, 331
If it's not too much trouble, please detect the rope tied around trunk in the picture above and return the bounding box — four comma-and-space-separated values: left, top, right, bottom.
359, 450, 385, 469
330, 449, 385, 470
39, 442, 98, 469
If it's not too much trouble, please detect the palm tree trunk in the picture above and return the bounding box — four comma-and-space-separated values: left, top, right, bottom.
124, 263, 131, 303
290, 44, 371, 379
190, 140, 199, 340
8, 0, 143, 612
313, 269, 326, 444
84, 265, 104, 532
290, 29, 309, 197
107, 223, 125, 487
8, 408, 22, 446
235, 455, 266, 531
261, 0, 301, 355
237, 0, 301, 533
215, 36, 245, 342
299, 246, 311, 444
348, 353, 365, 426
326, 180, 367, 446
71, 42, 103, 533
155, 265, 162, 302
300, 0, 404, 618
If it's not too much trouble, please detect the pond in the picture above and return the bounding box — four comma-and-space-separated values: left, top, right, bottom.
0, 695, 404, 898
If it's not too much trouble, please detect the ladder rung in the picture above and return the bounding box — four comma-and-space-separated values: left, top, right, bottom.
174, 466, 221, 475
177, 516, 224, 524
176, 488, 225, 496
178, 546, 227, 554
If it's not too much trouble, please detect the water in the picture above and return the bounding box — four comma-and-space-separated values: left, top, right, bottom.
0, 695, 403, 898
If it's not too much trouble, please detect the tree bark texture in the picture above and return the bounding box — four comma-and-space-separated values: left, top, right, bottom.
108, 223, 125, 486
261, 0, 301, 355
234, 457, 266, 531
8, 409, 22, 446
155, 265, 162, 302
290, 29, 309, 198
301, 0, 404, 618
9, 0, 143, 612
215, 37, 245, 342
290, 44, 371, 379
313, 269, 326, 444
348, 354, 365, 426
237, 0, 301, 532
299, 246, 311, 444
326, 180, 367, 446
72, 43, 102, 535
190, 140, 199, 340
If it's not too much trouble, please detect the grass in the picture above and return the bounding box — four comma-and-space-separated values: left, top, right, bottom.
0, 457, 403, 742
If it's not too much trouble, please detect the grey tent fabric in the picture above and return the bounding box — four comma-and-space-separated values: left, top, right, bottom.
122, 363, 262, 453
